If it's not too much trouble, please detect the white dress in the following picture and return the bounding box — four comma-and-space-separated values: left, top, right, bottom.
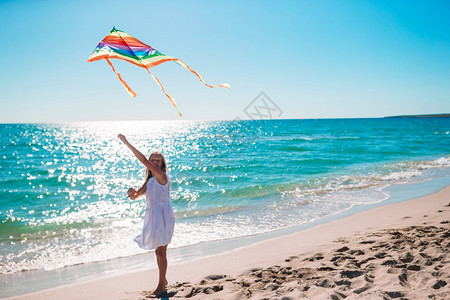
134, 173, 175, 250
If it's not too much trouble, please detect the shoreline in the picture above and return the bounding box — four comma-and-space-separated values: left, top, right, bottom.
2, 174, 448, 298
7, 185, 449, 299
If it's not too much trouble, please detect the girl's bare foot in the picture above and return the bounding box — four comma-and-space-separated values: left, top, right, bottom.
152, 279, 168, 297
152, 289, 165, 298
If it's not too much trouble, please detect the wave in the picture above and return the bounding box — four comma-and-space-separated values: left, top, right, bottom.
282, 156, 449, 203
1, 120, 448, 276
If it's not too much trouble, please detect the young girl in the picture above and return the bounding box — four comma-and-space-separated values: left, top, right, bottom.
118, 134, 175, 297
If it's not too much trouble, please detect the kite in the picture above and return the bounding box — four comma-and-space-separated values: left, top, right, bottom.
87, 27, 230, 116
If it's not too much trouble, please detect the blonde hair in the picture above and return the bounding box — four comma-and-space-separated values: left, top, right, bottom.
144, 151, 168, 182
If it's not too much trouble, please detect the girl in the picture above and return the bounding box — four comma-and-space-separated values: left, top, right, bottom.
118, 134, 175, 297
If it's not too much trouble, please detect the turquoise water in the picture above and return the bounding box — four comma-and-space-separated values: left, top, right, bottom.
0, 118, 449, 276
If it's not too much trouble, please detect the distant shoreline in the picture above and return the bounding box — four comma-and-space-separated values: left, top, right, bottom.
385, 113, 450, 118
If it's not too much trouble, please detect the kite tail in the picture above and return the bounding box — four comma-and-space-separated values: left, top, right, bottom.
145, 68, 182, 117
105, 58, 137, 98
174, 59, 230, 89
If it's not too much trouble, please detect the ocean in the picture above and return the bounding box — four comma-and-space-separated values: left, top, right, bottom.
0, 118, 449, 295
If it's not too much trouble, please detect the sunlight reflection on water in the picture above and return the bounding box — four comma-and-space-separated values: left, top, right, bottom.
1, 118, 449, 274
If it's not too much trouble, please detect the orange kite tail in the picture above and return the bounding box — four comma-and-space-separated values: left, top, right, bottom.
105, 58, 137, 98
174, 59, 231, 89
145, 68, 182, 117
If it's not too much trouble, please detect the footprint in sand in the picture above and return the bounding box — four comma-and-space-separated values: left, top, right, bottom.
354, 283, 372, 294
397, 270, 408, 286
432, 279, 447, 289
340, 270, 364, 279
385, 291, 405, 298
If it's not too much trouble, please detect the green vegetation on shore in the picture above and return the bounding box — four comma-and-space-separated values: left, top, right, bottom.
385, 113, 450, 118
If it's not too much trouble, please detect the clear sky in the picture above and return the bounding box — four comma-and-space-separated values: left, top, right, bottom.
1, 0, 449, 122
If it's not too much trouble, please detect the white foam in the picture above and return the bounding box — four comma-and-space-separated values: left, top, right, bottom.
382, 170, 422, 181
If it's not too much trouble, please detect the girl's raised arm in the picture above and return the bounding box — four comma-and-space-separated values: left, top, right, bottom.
118, 134, 167, 185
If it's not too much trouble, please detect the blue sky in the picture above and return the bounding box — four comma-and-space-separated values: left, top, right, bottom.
0, 0, 449, 122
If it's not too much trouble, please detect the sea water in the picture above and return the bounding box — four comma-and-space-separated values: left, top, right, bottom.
0, 118, 449, 288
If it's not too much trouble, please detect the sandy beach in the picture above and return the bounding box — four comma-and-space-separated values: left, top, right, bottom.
8, 186, 449, 300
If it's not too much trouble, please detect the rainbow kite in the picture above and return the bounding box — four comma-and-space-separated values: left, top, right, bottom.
87, 27, 230, 116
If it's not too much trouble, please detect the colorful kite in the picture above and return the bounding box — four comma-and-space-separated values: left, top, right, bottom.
87, 27, 230, 116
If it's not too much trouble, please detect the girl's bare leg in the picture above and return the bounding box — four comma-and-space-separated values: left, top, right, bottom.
154, 245, 168, 294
